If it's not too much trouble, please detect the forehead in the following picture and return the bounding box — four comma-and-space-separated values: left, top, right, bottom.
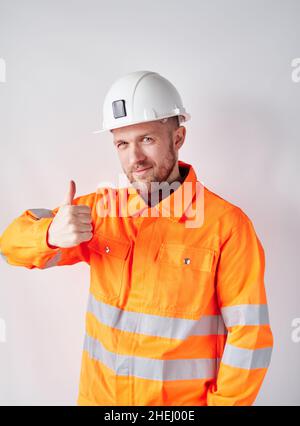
111, 120, 165, 141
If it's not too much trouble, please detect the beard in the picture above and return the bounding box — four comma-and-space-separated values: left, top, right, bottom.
126, 143, 177, 197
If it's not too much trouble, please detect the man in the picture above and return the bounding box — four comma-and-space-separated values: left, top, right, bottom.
0, 70, 273, 406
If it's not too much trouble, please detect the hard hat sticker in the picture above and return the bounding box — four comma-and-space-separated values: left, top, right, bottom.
112, 99, 127, 118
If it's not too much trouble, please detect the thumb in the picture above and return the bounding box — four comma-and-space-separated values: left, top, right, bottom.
62, 180, 76, 206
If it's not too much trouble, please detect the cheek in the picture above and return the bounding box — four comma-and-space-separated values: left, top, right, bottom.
145, 144, 166, 165
118, 152, 129, 171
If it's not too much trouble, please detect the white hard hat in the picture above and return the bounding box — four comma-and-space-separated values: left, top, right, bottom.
93, 70, 191, 133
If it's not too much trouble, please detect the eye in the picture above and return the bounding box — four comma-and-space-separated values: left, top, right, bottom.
117, 141, 127, 148
143, 137, 153, 143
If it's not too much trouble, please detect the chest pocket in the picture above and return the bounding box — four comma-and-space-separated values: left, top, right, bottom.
155, 243, 216, 316
87, 233, 131, 302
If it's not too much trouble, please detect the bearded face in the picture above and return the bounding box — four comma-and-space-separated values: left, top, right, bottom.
112, 118, 185, 197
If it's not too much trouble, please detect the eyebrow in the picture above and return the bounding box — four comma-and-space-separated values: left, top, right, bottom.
114, 133, 157, 144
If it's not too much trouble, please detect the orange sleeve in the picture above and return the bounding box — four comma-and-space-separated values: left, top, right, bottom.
0, 195, 95, 269
207, 209, 274, 406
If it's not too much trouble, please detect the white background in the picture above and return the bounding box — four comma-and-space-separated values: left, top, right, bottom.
0, 0, 299, 405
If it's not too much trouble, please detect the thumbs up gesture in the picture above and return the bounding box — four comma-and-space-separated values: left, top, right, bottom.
47, 180, 93, 248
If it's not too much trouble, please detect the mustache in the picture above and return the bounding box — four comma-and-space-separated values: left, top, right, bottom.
131, 164, 152, 172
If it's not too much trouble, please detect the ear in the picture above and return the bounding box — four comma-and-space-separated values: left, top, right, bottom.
174, 126, 186, 149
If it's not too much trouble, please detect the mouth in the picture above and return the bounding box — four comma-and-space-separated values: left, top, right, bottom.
133, 166, 152, 176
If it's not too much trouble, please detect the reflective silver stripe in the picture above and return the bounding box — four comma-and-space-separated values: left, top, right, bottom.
87, 293, 227, 340
221, 343, 273, 370
221, 304, 270, 327
43, 251, 62, 268
84, 333, 218, 380
28, 209, 54, 219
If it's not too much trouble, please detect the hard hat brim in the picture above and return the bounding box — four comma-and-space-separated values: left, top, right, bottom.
92, 112, 191, 135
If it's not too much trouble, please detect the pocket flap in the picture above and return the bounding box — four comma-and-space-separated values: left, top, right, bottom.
88, 233, 131, 260
158, 243, 214, 272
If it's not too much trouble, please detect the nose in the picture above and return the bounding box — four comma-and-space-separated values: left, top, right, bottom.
128, 143, 147, 167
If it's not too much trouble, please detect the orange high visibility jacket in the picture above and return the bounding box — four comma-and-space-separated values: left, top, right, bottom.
0, 160, 273, 406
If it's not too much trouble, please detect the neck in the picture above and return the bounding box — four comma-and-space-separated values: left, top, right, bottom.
166, 162, 184, 185
145, 162, 186, 207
